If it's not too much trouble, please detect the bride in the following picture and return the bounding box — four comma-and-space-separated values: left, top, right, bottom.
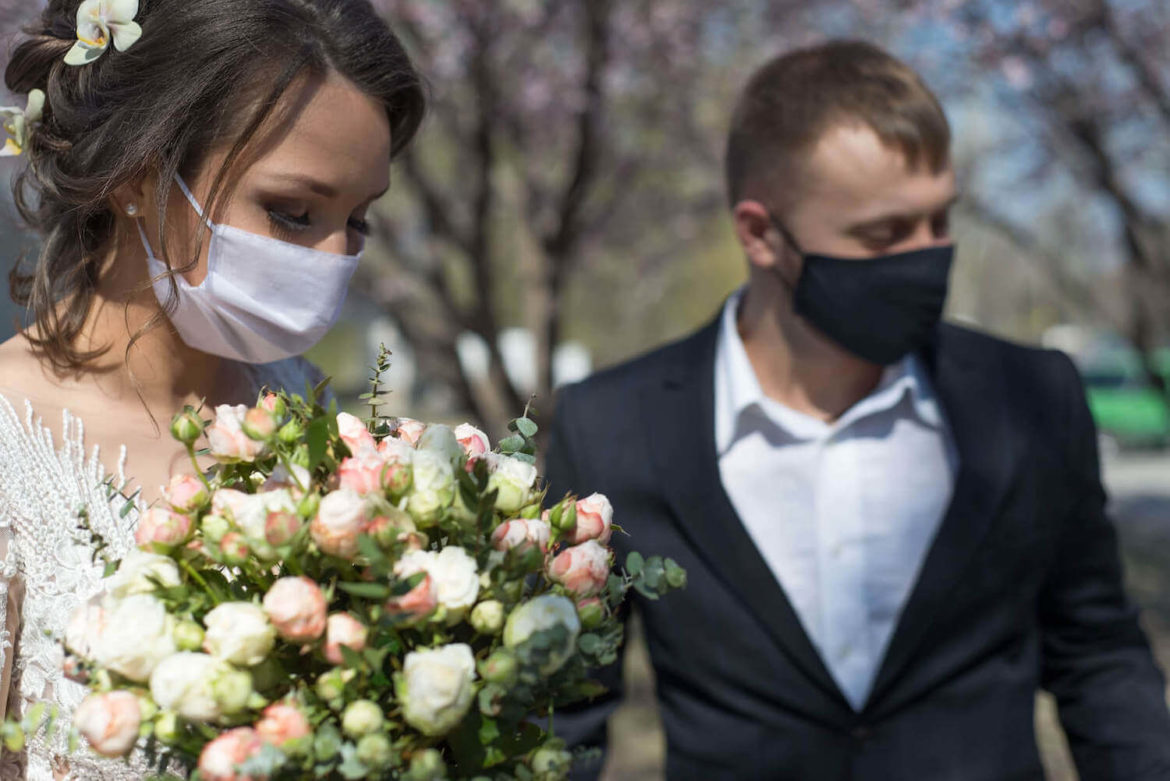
0, 0, 424, 777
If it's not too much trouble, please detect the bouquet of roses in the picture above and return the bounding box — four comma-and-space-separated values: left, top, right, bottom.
15, 355, 685, 780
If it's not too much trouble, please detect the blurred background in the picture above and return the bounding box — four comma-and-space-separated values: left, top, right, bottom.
2, 0, 1169, 778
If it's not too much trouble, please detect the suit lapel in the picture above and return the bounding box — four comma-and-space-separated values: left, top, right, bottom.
866, 326, 1027, 713
642, 317, 854, 724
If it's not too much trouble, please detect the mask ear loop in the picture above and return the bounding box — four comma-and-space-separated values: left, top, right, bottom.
174, 174, 214, 228
766, 212, 805, 292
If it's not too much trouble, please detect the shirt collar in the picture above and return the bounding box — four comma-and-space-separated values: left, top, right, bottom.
714, 288, 945, 453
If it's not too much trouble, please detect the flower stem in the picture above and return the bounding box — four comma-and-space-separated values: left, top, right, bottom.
180, 559, 221, 605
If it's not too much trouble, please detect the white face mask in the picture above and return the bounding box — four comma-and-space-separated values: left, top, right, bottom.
137, 175, 361, 364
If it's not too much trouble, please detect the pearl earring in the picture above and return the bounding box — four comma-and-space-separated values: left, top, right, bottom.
126, 203, 139, 216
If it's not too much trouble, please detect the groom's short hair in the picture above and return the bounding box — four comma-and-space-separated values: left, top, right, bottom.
725, 40, 951, 211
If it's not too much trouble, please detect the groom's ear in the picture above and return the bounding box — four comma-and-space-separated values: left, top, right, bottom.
732, 199, 783, 271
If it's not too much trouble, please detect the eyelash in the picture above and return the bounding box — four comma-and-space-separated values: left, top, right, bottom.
266, 210, 372, 239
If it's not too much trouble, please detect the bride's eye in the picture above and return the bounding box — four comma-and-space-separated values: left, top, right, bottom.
348, 217, 371, 237
267, 209, 311, 239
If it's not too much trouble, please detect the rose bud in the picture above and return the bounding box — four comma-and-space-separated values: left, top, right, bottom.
169, 409, 203, 445
173, 619, 205, 652
336, 411, 377, 455
277, 418, 305, 445
356, 733, 394, 769
197, 727, 263, 781
324, 613, 369, 665
405, 450, 455, 526
409, 749, 447, 780
576, 597, 605, 629
311, 489, 369, 559
206, 404, 266, 463
165, 474, 209, 514
315, 668, 356, 704
399, 644, 476, 737
218, 532, 250, 566
454, 423, 490, 470
470, 600, 505, 635
366, 508, 419, 549
201, 513, 230, 543
478, 649, 518, 686
259, 392, 287, 420
210, 669, 254, 715
74, 691, 141, 758
341, 699, 384, 738
547, 540, 611, 598
491, 518, 551, 555
393, 417, 427, 446
255, 702, 311, 750
135, 507, 193, 553
532, 744, 573, 778
263, 576, 328, 643
242, 407, 277, 441
265, 507, 303, 547
572, 493, 614, 545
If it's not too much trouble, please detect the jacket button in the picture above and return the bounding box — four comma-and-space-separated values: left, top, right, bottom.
851, 725, 873, 741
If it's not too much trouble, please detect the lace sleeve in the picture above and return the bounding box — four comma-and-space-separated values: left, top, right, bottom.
0, 520, 18, 722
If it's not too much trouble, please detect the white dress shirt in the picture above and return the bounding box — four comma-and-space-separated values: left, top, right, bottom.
714, 291, 958, 710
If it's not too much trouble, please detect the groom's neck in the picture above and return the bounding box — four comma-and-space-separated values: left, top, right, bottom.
738, 282, 883, 423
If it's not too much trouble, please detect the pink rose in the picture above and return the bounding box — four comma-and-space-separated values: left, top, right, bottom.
263, 576, 327, 643
310, 490, 369, 559
74, 691, 141, 758
571, 493, 614, 545
454, 423, 490, 470
386, 559, 438, 624
165, 474, 208, 514
546, 540, 611, 598
254, 702, 311, 748
264, 508, 303, 547
324, 613, 369, 665
134, 507, 193, 552
337, 412, 376, 455
206, 405, 266, 463
337, 450, 393, 496
491, 518, 551, 554
394, 417, 426, 446
198, 727, 265, 781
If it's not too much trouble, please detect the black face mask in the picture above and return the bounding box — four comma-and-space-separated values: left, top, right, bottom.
770, 216, 954, 366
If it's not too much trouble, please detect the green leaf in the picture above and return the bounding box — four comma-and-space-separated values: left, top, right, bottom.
514, 418, 538, 439
498, 435, 525, 453
306, 417, 330, 472
626, 552, 644, 577
665, 559, 688, 589
479, 716, 500, 745
578, 634, 602, 655
337, 582, 391, 600
103, 560, 118, 578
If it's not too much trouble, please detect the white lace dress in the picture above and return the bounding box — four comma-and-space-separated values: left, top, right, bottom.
0, 357, 326, 780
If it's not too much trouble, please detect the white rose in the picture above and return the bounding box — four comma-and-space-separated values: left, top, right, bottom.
65, 603, 107, 660
105, 549, 181, 602
94, 594, 176, 682
417, 424, 463, 462
149, 652, 233, 722
399, 643, 476, 736
311, 489, 370, 559
399, 547, 479, 622
470, 600, 505, 635
486, 453, 538, 515
202, 602, 276, 667
406, 450, 455, 526
503, 594, 581, 674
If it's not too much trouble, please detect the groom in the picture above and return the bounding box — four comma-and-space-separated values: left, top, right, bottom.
545, 40, 1170, 779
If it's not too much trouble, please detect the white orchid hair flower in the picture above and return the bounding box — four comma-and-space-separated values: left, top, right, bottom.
65, 0, 143, 66
1, 89, 46, 157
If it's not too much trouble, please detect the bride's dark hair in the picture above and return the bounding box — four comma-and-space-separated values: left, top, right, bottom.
4, 0, 425, 371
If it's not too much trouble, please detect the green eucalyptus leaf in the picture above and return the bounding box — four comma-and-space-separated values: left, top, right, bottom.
514, 418, 538, 439
626, 552, 644, 577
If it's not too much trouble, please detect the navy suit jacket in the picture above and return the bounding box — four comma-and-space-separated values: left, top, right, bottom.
545, 315, 1170, 780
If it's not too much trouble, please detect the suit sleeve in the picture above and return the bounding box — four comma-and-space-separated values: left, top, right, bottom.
1039, 352, 1170, 779
543, 385, 627, 781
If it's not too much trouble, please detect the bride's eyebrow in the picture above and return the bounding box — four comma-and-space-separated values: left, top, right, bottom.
264, 173, 388, 204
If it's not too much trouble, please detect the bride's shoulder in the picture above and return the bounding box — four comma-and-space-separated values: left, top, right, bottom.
0, 332, 55, 409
